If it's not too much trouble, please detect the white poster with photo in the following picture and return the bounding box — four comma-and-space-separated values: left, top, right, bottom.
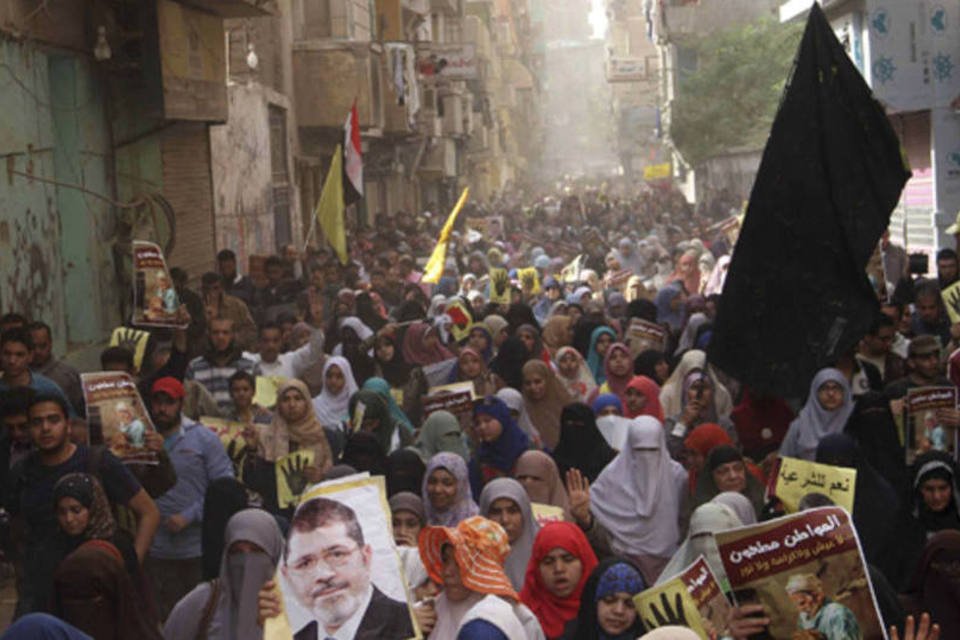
266, 475, 421, 640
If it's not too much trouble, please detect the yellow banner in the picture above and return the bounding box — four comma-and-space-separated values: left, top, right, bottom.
532, 503, 565, 527
275, 449, 317, 509
109, 326, 151, 372
643, 162, 672, 181
488, 267, 512, 304
633, 576, 710, 639
943, 279, 960, 324
517, 267, 541, 294
254, 375, 286, 409
774, 456, 856, 514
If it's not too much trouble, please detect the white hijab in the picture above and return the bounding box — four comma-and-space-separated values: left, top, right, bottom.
657, 502, 742, 593
589, 417, 687, 559
659, 350, 733, 420
311, 356, 358, 426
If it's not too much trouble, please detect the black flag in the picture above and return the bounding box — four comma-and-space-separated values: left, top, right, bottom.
707, 4, 910, 398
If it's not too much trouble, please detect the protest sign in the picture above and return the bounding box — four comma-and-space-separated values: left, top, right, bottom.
559, 255, 584, 283
625, 318, 667, 357
81, 372, 157, 464
906, 386, 957, 464
517, 267, 541, 294
531, 503, 565, 527
633, 572, 710, 639
676, 556, 733, 638
109, 326, 151, 372
132, 240, 187, 328
488, 267, 512, 304
716, 507, 886, 640
422, 382, 475, 417
421, 358, 458, 388
774, 456, 856, 514
276, 449, 317, 510
942, 280, 960, 324
265, 475, 421, 640
255, 375, 286, 409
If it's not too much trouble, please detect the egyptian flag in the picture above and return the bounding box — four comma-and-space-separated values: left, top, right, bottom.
343, 101, 363, 206
707, 4, 910, 397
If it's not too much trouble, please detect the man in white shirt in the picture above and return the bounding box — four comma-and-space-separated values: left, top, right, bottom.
244, 322, 325, 380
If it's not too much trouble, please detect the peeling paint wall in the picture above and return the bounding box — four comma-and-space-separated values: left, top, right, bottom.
0, 40, 122, 355
210, 83, 279, 265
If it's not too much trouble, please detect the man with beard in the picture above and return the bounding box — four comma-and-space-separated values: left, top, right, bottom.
283, 497, 415, 640
146, 377, 234, 619
184, 317, 257, 412
785, 573, 860, 640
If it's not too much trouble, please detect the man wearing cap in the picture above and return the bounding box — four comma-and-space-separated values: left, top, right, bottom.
146, 376, 234, 619
784, 573, 860, 640
282, 496, 415, 640
884, 335, 960, 437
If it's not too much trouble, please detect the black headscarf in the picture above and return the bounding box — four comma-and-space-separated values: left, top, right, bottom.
844, 391, 907, 497
560, 557, 647, 640
626, 299, 658, 323
552, 403, 616, 483
572, 317, 605, 359
375, 332, 412, 387
386, 449, 426, 497
816, 434, 900, 572
341, 432, 389, 476
633, 349, 667, 382
200, 477, 249, 580
490, 336, 531, 390
911, 450, 960, 535
355, 292, 387, 332
505, 303, 539, 335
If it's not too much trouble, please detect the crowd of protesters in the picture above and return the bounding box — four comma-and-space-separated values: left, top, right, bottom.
0, 183, 950, 639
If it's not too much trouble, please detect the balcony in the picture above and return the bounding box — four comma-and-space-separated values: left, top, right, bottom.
419, 137, 458, 177
293, 42, 384, 131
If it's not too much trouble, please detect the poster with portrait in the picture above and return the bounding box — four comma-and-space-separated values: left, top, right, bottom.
81, 372, 157, 465
905, 386, 957, 464
715, 507, 887, 640
265, 475, 421, 640
132, 241, 187, 328
773, 456, 857, 514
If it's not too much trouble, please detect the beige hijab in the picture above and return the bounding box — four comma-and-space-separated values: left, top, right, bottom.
259, 379, 332, 472
520, 360, 573, 449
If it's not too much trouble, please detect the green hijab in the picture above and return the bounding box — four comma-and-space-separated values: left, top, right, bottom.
414, 410, 469, 462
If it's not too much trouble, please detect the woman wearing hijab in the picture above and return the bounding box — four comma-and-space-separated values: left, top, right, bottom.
552, 403, 617, 483
542, 316, 574, 358
711, 491, 757, 526
480, 478, 541, 590
589, 417, 687, 584
669, 250, 701, 299
450, 347, 498, 398
389, 492, 430, 595
657, 503, 742, 593
362, 376, 416, 436
664, 371, 738, 457
200, 477, 250, 581
341, 431, 390, 476
659, 350, 733, 421
674, 312, 710, 357
521, 360, 574, 449
374, 329, 429, 427
356, 291, 388, 333
415, 410, 471, 462
403, 322, 454, 366
586, 327, 617, 385
780, 368, 854, 461
53, 540, 161, 640
623, 376, 664, 421
243, 379, 334, 512
844, 391, 907, 495
387, 449, 427, 496
595, 343, 634, 406
816, 434, 900, 577
654, 282, 686, 334
464, 324, 495, 363
424, 452, 480, 526
515, 451, 571, 516
560, 558, 647, 640
311, 356, 359, 427
900, 531, 960, 639
472, 396, 531, 490
348, 388, 411, 454
555, 347, 598, 403
591, 393, 624, 418
334, 316, 376, 385
418, 515, 544, 639
164, 509, 282, 640
484, 315, 511, 352
692, 445, 765, 519
491, 336, 533, 390
517, 324, 550, 364
634, 349, 670, 385
520, 521, 600, 639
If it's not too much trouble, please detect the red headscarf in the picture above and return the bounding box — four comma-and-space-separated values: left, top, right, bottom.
401, 322, 452, 366
520, 521, 599, 639
683, 423, 734, 493
625, 375, 664, 420
602, 343, 634, 403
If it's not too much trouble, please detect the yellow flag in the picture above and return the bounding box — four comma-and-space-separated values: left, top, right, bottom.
422, 187, 470, 284
315, 144, 348, 265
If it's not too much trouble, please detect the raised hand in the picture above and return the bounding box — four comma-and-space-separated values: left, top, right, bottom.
565, 468, 592, 528
891, 614, 940, 640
